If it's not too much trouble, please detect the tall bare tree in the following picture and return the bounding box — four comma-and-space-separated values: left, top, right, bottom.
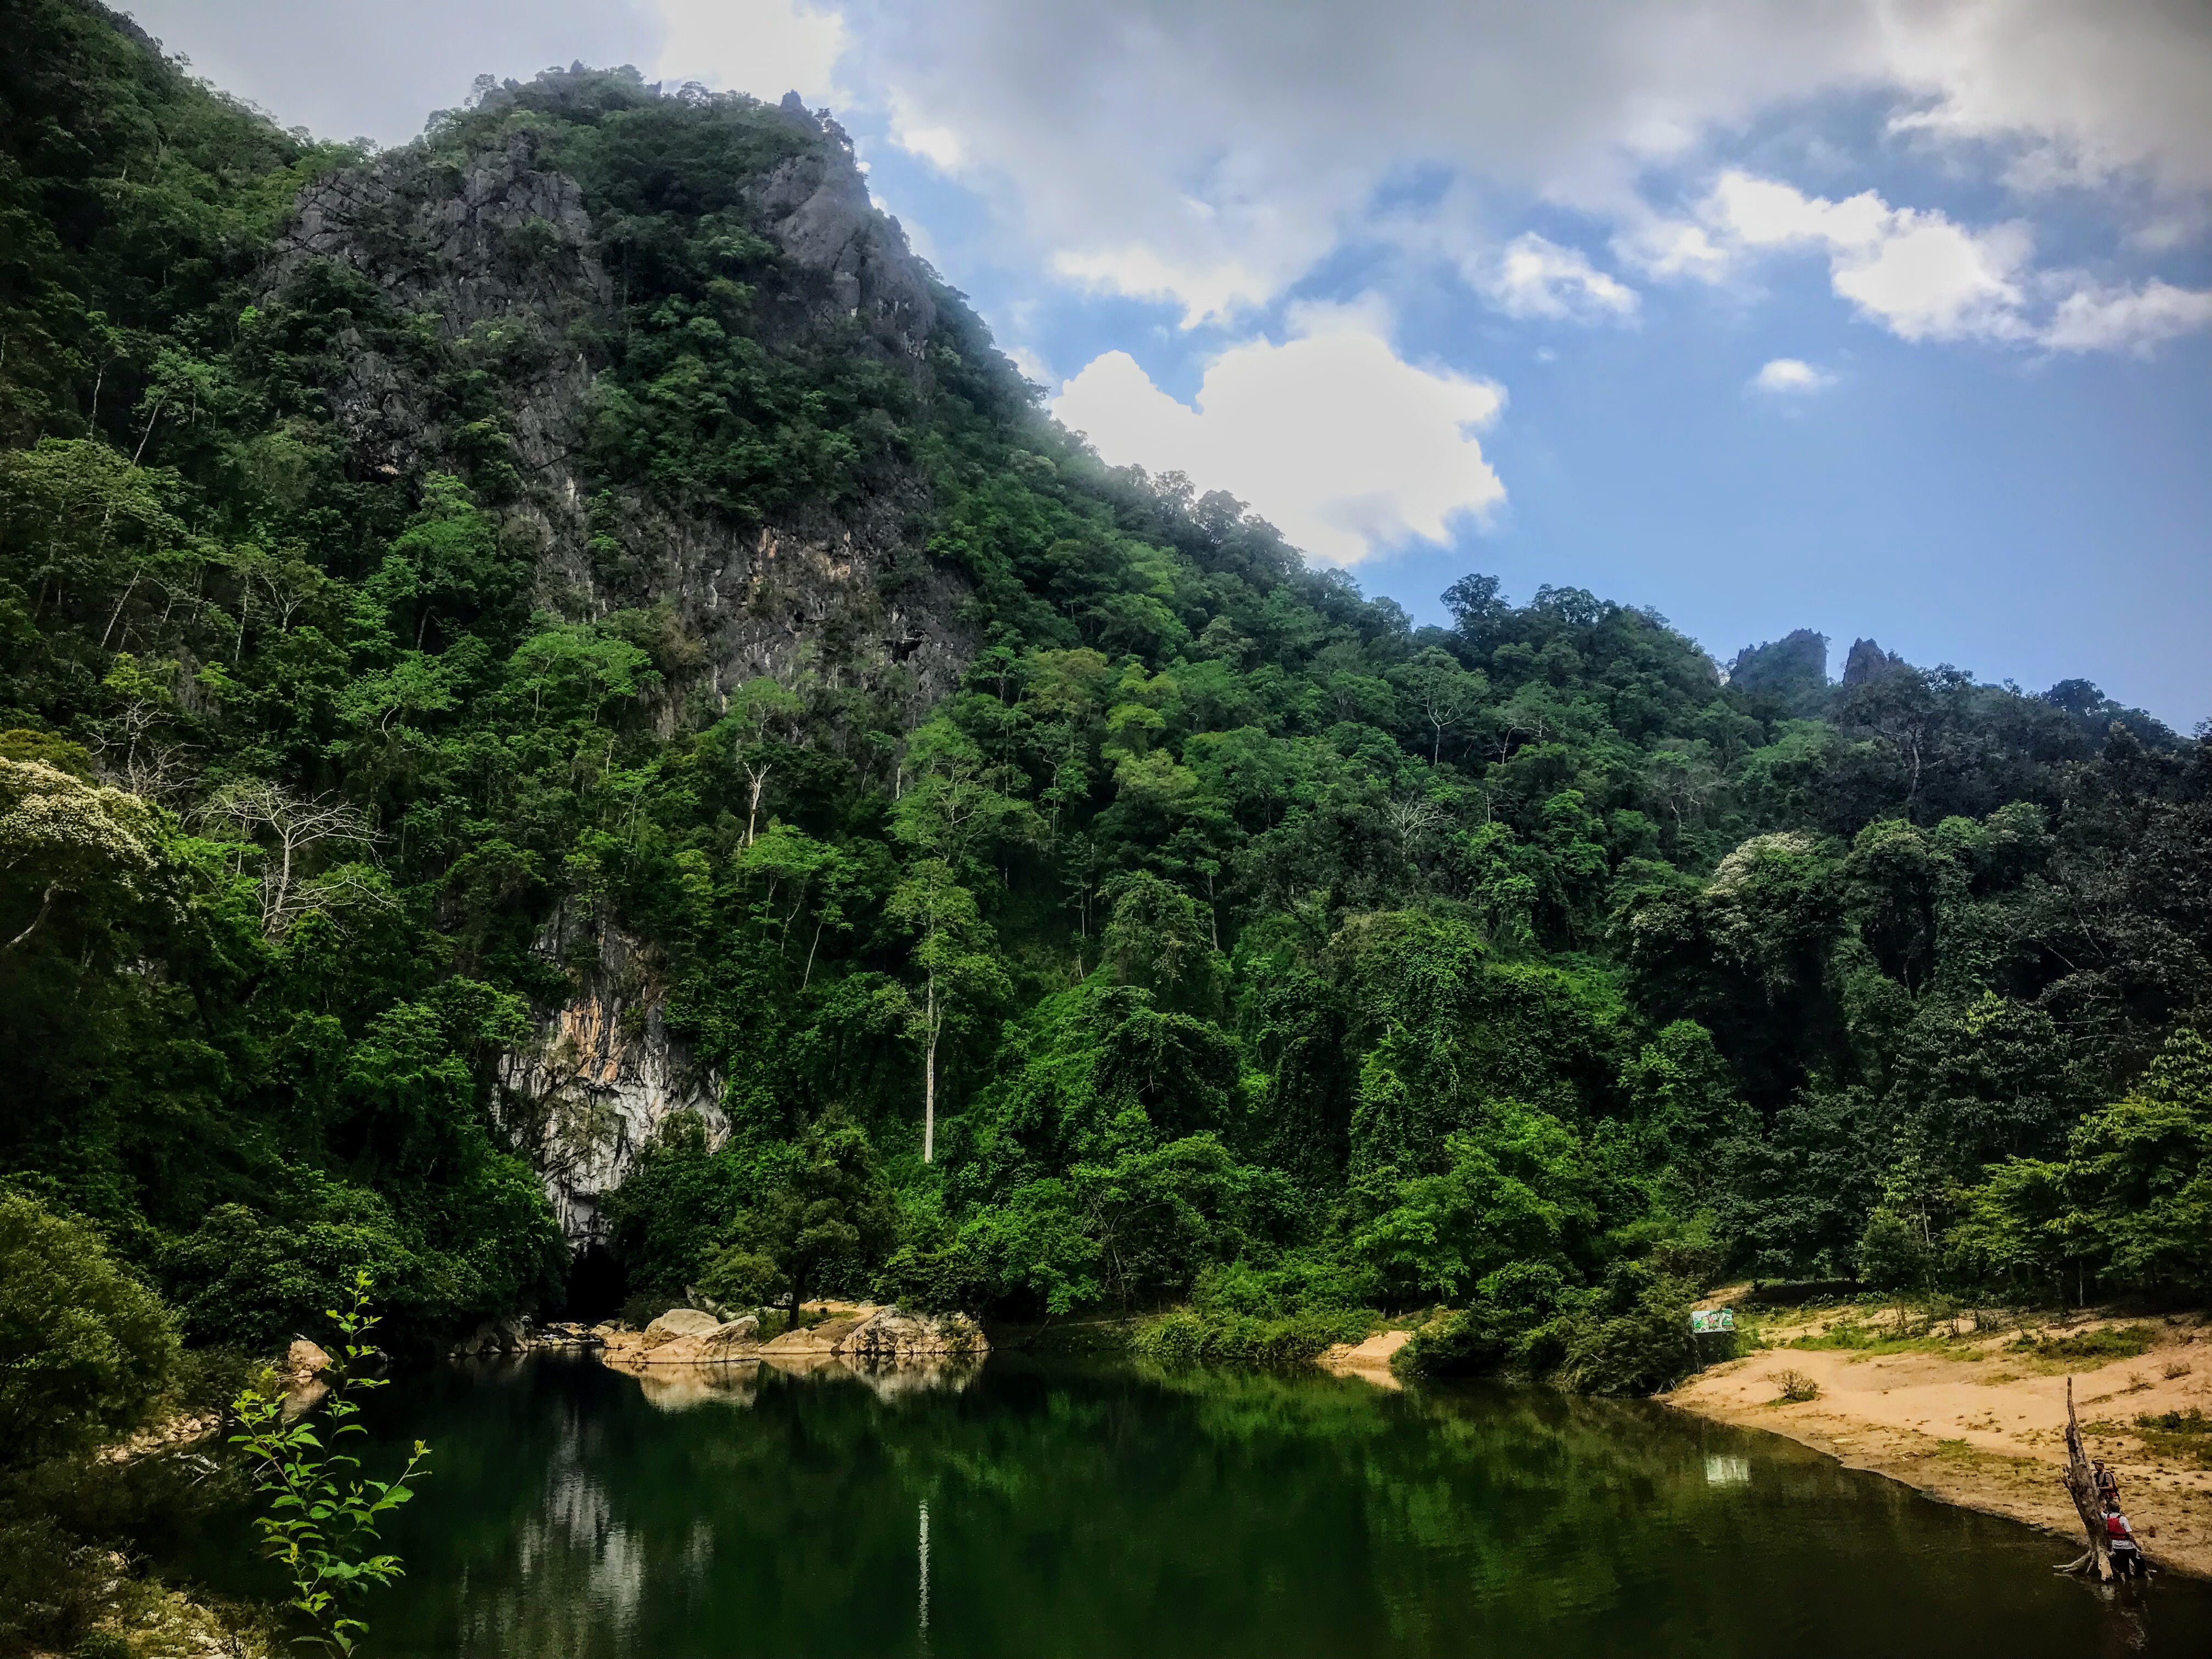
205, 781, 376, 938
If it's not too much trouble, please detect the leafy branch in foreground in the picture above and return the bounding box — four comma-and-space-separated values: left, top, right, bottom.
228, 1273, 430, 1656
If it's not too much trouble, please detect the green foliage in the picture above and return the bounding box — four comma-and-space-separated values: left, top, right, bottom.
1393, 1259, 1700, 1395
703, 1116, 898, 1313
1855, 1206, 1936, 1290
1947, 1031, 2212, 1302
228, 1274, 428, 1656
1551, 1262, 1701, 1396
1130, 1304, 1372, 1369
0, 1191, 179, 1468
1346, 1108, 1605, 1305
2, 6, 2207, 1443
600, 1124, 796, 1306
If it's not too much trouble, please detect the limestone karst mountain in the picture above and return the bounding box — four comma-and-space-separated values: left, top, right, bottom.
1, 0, 2202, 1384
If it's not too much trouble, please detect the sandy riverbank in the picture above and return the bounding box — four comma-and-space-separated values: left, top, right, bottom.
1661, 1305, 2212, 1577
1317, 1328, 1411, 1387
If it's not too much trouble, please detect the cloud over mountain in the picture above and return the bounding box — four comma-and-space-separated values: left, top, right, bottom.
1051, 302, 1505, 565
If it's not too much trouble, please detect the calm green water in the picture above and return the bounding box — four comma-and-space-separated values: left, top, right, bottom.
177, 1353, 2208, 1658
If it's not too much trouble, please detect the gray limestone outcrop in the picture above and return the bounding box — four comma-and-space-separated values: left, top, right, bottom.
495, 904, 726, 1246
1841, 637, 1912, 686
749, 93, 938, 345
270, 132, 608, 484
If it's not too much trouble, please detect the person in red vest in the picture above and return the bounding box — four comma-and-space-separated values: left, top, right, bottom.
2104, 1504, 2146, 1579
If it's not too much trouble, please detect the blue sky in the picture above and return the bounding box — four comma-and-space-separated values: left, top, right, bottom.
130, 0, 2212, 726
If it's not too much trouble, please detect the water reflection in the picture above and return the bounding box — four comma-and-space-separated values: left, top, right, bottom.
170, 1354, 2212, 1659
611, 1356, 984, 1410
1703, 1454, 1751, 1486
918, 1499, 933, 1645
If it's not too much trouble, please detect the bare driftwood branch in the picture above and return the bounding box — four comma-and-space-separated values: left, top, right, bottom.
2056, 1375, 2113, 1579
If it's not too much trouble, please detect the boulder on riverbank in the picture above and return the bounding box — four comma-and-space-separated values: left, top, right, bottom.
840, 1307, 986, 1363
641, 1307, 724, 1348
450, 1316, 530, 1358
604, 1303, 987, 1368
531, 1320, 606, 1348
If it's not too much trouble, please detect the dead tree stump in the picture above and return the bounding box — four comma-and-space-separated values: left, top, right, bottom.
2056, 1375, 2114, 1579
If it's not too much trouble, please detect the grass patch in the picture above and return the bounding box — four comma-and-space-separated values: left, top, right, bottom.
1786, 1316, 1979, 1360
1915, 1439, 2044, 1484
2138, 1407, 2212, 1434
1130, 1306, 1376, 1369
2132, 1408, 2212, 1469
2007, 1324, 2161, 1365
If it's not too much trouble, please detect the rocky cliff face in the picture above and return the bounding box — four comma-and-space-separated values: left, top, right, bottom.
749, 93, 939, 345
272, 132, 609, 483
264, 100, 972, 719
495, 904, 726, 1245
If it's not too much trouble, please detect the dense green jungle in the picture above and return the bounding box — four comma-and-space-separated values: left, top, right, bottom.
3, 5, 2211, 1641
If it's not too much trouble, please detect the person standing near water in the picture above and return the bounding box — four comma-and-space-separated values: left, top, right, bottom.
2104, 1506, 2146, 1579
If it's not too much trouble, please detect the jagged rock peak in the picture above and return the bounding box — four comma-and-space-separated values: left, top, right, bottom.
1841, 637, 1912, 687
259, 89, 975, 718
1725, 629, 1830, 710
267, 129, 607, 483
747, 100, 938, 349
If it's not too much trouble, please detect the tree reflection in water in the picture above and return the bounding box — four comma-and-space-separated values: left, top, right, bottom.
167, 1354, 2212, 1658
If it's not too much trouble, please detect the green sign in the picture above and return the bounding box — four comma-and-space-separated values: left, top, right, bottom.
1689, 1308, 1735, 1334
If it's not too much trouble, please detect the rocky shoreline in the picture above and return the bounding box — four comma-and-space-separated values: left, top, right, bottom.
597, 1302, 988, 1369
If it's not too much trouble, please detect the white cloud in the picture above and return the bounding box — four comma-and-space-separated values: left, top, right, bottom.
1478, 234, 1640, 321
1613, 215, 1732, 281
2042, 279, 2212, 353
1049, 245, 1287, 330
1829, 212, 2032, 342
1049, 301, 1505, 566
653, 0, 846, 102
1694, 171, 2212, 350
1709, 173, 1893, 251
1703, 172, 2033, 341
1751, 358, 1836, 393
832, 0, 2211, 324
1880, 0, 2212, 198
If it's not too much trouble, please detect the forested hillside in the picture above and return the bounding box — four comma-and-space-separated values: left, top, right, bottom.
4, 0, 2209, 1409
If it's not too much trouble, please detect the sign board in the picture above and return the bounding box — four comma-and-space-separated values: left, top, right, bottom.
1689, 1308, 1735, 1334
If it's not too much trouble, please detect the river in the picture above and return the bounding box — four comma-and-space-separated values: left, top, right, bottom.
168, 1352, 2209, 1656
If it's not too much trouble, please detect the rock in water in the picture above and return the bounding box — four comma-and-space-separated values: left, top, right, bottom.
450, 1317, 531, 1358
641, 1307, 725, 1349
286, 1339, 332, 1376
837, 1307, 987, 1363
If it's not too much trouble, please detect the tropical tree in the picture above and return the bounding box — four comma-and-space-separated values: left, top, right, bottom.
888, 859, 1009, 1161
